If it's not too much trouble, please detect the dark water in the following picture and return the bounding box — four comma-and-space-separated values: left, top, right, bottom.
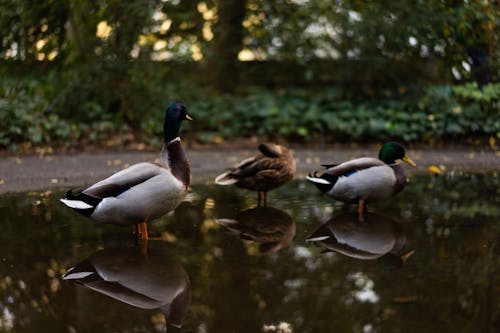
0, 173, 499, 333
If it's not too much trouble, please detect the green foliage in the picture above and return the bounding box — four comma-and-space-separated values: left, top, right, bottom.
0, 74, 498, 150
0, 74, 125, 150
0, 76, 66, 148
1, 0, 498, 85
453, 82, 500, 103
0, 0, 498, 151
180, 83, 499, 144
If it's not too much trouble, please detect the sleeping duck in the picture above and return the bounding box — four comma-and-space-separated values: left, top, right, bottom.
60, 102, 192, 240
63, 246, 191, 331
215, 143, 296, 206
306, 142, 415, 220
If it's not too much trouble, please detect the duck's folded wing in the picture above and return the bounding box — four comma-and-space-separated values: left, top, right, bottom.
215, 156, 258, 184
324, 157, 385, 176
84, 162, 163, 198
232, 157, 280, 177
234, 156, 258, 170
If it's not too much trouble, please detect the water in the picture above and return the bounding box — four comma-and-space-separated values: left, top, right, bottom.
0, 174, 498, 333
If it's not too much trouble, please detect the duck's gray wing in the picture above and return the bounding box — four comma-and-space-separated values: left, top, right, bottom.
84, 162, 163, 198
323, 157, 385, 176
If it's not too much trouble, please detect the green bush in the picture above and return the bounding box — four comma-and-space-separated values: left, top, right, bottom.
179, 83, 500, 144
0, 74, 499, 151
0, 77, 67, 148
0, 75, 126, 151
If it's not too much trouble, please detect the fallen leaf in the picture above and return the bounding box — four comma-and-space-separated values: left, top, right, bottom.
161, 232, 177, 243
428, 165, 442, 174
489, 136, 496, 150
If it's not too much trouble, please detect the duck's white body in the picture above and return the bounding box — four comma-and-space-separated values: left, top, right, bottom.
61, 137, 190, 226
327, 158, 399, 202
307, 157, 406, 203
85, 162, 186, 226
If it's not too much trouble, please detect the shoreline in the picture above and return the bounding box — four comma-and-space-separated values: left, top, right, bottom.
0, 147, 498, 194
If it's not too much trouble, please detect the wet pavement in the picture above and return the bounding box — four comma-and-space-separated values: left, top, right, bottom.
0, 146, 498, 193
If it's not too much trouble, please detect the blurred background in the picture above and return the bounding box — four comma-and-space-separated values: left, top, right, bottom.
0, 0, 498, 151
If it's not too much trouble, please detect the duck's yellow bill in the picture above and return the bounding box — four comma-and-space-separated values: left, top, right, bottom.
402, 156, 416, 167
185, 114, 193, 121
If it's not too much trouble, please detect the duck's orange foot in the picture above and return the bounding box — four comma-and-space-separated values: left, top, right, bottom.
358, 199, 366, 222
140, 222, 148, 241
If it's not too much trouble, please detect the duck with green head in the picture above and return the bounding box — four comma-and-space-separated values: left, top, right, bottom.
307, 142, 416, 220
60, 102, 192, 240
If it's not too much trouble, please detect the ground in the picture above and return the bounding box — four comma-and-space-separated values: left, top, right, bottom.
0, 145, 498, 194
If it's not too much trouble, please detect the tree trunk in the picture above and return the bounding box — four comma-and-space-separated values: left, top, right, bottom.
211, 0, 247, 93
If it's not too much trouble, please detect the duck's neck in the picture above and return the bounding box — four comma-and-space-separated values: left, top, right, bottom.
390, 164, 406, 194
162, 137, 190, 187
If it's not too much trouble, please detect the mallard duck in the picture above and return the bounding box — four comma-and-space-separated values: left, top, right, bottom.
60, 102, 192, 240
307, 212, 414, 270
214, 143, 296, 206
63, 247, 191, 331
217, 206, 296, 254
306, 142, 415, 220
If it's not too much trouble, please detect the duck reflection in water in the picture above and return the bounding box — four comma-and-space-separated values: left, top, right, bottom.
217, 206, 296, 254
63, 246, 191, 332
307, 213, 414, 270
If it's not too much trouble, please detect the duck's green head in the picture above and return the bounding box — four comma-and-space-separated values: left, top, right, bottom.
164, 102, 193, 143
378, 142, 416, 166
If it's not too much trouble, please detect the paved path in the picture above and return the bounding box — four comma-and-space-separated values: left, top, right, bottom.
0, 147, 498, 194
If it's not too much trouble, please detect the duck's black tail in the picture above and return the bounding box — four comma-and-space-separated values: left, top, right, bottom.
306, 172, 338, 193
60, 189, 101, 216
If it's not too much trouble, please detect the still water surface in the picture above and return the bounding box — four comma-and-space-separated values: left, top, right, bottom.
0, 174, 498, 333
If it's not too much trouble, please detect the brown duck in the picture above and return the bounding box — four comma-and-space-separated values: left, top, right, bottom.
215, 143, 296, 205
